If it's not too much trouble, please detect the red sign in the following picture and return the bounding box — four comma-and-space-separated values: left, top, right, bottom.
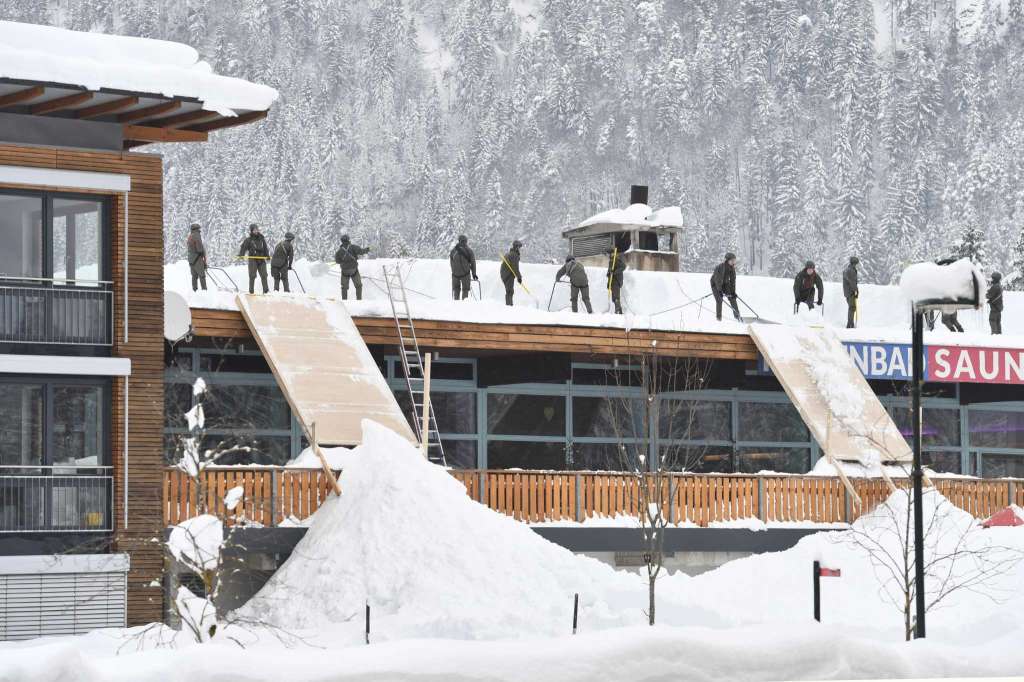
927, 345, 1024, 385
818, 567, 841, 577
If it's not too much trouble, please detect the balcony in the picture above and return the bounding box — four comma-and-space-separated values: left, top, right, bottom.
0, 466, 113, 533
0, 277, 113, 347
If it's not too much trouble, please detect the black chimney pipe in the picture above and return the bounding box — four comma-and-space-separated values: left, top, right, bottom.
630, 185, 648, 206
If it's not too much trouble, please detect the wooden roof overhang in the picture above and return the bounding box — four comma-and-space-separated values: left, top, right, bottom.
0, 77, 267, 150
187, 307, 759, 362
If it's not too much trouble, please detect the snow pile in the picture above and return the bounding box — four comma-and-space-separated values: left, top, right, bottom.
238, 421, 693, 638
577, 203, 683, 228
0, 21, 278, 116
167, 514, 222, 573
899, 258, 985, 309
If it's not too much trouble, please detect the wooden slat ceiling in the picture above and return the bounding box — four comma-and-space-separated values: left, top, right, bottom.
187, 307, 760, 362
0, 78, 268, 149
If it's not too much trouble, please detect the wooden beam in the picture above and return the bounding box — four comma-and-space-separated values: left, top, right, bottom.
186, 110, 267, 133
145, 109, 220, 129
117, 100, 181, 123
0, 85, 46, 108
30, 91, 94, 115
76, 96, 139, 119
122, 124, 208, 143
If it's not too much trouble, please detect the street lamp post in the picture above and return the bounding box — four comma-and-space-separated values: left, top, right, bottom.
910, 308, 926, 638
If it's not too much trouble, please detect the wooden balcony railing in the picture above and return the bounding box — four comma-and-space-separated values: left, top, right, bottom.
163, 468, 1024, 528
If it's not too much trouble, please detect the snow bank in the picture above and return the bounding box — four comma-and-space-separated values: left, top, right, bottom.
899, 258, 985, 309
167, 514, 222, 573
167, 256, 1024, 341
577, 203, 684, 228
0, 21, 278, 116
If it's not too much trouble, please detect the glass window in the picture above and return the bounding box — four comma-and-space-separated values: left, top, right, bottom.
738, 402, 807, 442
0, 193, 43, 279
571, 367, 643, 386
488, 394, 565, 436
52, 198, 103, 284
197, 434, 291, 466
165, 382, 193, 429
198, 353, 272, 374
488, 441, 567, 470
968, 410, 1024, 449
52, 385, 104, 466
890, 407, 960, 447
981, 453, 1024, 479
0, 383, 43, 466
571, 442, 626, 471
659, 399, 731, 440
432, 362, 474, 381
433, 392, 476, 434
923, 451, 961, 475
737, 447, 810, 474
663, 445, 733, 473
441, 440, 477, 469
573, 397, 645, 438
202, 384, 290, 430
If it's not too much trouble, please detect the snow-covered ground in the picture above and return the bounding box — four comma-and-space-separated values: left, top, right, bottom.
167, 257, 1024, 346
4, 421, 1022, 681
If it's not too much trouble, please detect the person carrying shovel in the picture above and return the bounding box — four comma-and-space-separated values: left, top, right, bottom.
499, 240, 525, 306
238, 223, 270, 294
607, 247, 626, 314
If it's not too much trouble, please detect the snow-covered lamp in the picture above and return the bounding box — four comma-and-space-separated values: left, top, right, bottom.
896, 255, 983, 641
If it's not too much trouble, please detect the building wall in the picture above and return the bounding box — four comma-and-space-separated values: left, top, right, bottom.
0, 144, 165, 625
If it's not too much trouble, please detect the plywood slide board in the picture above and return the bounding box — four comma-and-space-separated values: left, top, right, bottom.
236, 295, 416, 446
749, 325, 911, 465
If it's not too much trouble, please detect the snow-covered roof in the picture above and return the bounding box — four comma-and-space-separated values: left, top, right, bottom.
571, 203, 684, 233
0, 21, 278, 116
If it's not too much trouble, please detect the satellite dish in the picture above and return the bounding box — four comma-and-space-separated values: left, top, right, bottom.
164, 290, 192, 343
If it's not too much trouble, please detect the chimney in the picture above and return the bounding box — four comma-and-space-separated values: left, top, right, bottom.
630, 184, 648, 206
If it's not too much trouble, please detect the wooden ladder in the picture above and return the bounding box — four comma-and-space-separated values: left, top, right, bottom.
382, 264, 446, 466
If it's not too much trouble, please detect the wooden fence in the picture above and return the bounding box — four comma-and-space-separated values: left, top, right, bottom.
164, 468, 1024, 528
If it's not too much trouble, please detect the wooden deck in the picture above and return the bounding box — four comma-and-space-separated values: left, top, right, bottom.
165, 468, 1024, 528
188, 307, 759, 360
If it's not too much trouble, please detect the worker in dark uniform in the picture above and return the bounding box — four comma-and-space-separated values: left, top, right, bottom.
987, 272, 1003, 334
499, 240, 523, 306
334, 234, 370, 300
793, 261, 824, 312
843, 256, 860, 328
186, 223, 207, 291
710, 252, 741, 321
449, 234, 477, 300
270, 232, 295, 292
941, 311, 965, 333
555, 255, 592, 313
238, 223, 269, 294
607, 248, 626, 314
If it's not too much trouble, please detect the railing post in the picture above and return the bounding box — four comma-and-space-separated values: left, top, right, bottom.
270, 468, 278, 527
477, 470, 485, 503
1009, 481, 1016, 509
843, 482, 851, 523
574, 473, 582, 523
667, 475, 676, 525
756, 476, 765, 521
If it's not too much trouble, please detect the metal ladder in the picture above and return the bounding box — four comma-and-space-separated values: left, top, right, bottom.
382, 264, 446, 466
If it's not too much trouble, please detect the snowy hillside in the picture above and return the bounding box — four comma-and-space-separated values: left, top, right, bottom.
4, 1, 1024, 283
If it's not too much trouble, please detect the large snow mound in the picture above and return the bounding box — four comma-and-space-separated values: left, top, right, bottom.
237, 420, 713, 637
0, 21, 278, 116
899, 258, 985, 309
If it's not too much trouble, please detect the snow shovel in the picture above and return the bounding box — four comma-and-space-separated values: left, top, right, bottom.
471, 279, 482, 300
207, 267, 239, 292
289, 267, 307, 294
548, 280, 569, 311
604, 247, 619, 313
735, 295, 778, 324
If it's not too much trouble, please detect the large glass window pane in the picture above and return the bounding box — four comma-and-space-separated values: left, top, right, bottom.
441, 440, 477, 469
52, 198, 103, 283
662, 445, 733, 473
571, 442, 627, 470
573, 397, 645, 438
738, 402, 807, 442
165, 382, 193, 429
968, 410, 1024, 449
52, 385, 104, 466
923, 451, 961, 475
891, 407, 960, 447
981, 453, 1024, 479
659, 399, 731, 441
488, 441, 566, 470
198, 353, 272, 374
488, 394, 565, 436
203, 384, 290, 430
737, 447, 810, 474
0, 383, 43, 466
432, 392, 476, 434
0, 193, 43, 279
165, 434, 292, 466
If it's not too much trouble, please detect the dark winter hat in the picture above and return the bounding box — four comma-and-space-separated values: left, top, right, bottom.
285, 232, 295, 241
850, 256, 860, 265
458, 234, 468, 243
565, 255, 575, 262
190, 223, 201, 231
805, 260, 816, 269
249, 223, 259, 233
725, 252, 736, 261
992, 271, 1003, 282
341, 233, 350, 243
512, 239, 523, 248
